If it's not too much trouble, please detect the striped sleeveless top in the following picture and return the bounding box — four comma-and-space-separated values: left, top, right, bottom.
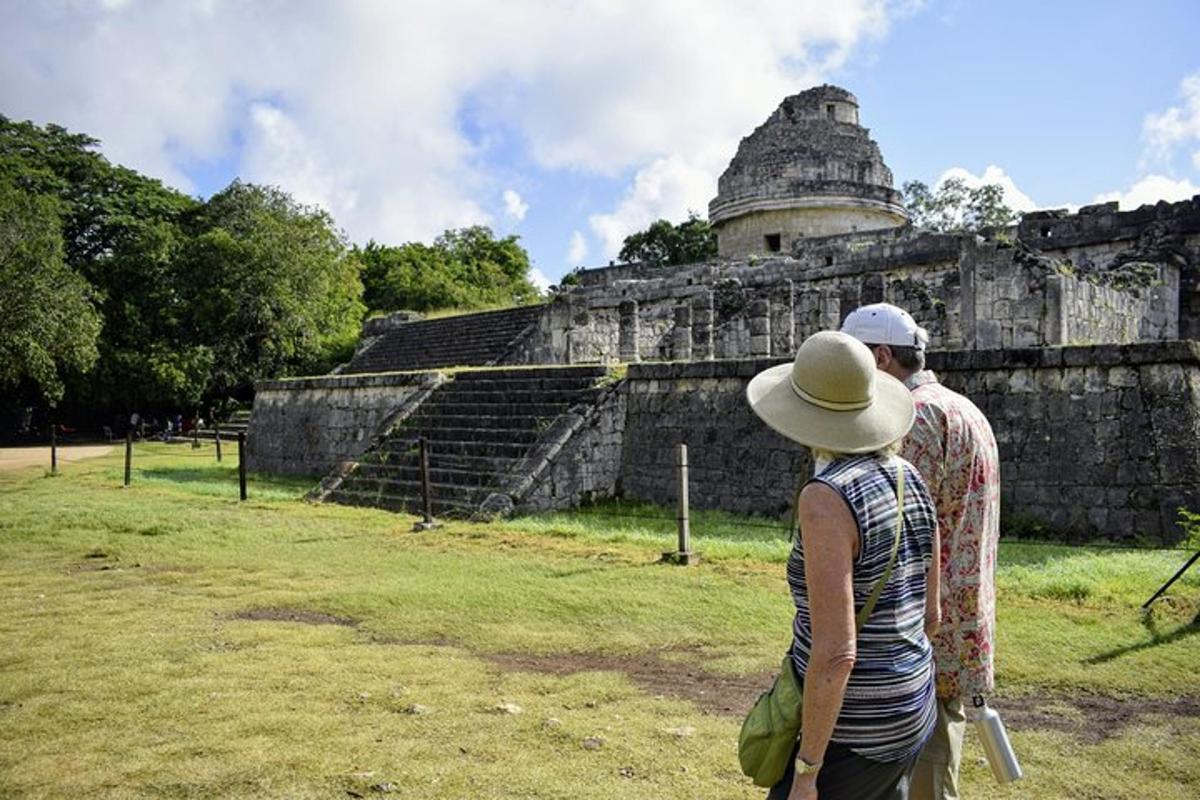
787, 455, 938, 762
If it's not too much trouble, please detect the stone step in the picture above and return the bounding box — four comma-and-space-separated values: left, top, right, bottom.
412, 426, 542, 446
362, 450, 519, 474
416, 401, 576, 419
451, 366, 608, 382
442, 376, 604, 391
400, 413, 555, 431
378, 438, 531, 460
353, 462, 508, 488
427, 389, 599, 407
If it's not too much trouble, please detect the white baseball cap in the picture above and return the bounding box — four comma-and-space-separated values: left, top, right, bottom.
840, 303, 929, 350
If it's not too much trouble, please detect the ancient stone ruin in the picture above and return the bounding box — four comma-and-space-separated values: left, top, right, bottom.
247, 85, 1200, 543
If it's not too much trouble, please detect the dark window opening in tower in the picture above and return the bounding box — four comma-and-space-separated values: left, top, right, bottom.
765, 234, 782, 252
826, 104, 836, 119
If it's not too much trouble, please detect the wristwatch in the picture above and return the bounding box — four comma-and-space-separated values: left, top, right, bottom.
795, 755, 823, 776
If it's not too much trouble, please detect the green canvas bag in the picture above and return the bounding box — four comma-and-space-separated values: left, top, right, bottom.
737, 466, 906, 788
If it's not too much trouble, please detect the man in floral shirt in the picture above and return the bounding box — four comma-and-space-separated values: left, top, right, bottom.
843, 303, 1001, 800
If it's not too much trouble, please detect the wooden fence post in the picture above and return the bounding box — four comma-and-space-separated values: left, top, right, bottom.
50, 423, 58, 475
124, 431, 132, 488
237, 432, 247, 501
412, 436, 439, 531
214, 419, 222, 463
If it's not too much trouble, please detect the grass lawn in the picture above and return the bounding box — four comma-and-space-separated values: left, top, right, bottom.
2, 444, 1198, 798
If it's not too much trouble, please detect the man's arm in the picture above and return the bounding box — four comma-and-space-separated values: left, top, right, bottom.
925, 522, 941, 639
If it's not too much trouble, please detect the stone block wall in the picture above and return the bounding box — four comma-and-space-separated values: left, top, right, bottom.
246, 372, 440, 476
517, 386, 627, 511
619, 360, 812, 519
929, 342, 1200, 543
617, 344, 1200, 542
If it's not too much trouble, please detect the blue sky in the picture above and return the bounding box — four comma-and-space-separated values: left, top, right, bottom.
2, 1, 1198, 289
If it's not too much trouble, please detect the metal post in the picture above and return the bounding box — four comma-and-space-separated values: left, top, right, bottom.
124, 431, 132, 488
664, 443, 695, 564
214, 419, 222, 463
50, 423, 58, 475
1143, 550, 1200, 608
237, 432, 247, 501
413, 436, 438, 531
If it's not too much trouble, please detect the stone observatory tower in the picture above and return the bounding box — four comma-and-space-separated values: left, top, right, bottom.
708, 85, 908, 258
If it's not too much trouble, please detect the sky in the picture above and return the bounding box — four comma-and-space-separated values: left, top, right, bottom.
2, 1, 1198, 291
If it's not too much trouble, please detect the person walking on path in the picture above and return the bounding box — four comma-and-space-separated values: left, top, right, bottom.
748, 331, 941, 800
842, 303, 1002, 800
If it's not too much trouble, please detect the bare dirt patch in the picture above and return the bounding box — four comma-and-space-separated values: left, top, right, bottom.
485, 650, 772, 716
1001, 693, 1200, 744
486, 649, 1200, 742
0, 445, 112, 472
229, 607, 359, 627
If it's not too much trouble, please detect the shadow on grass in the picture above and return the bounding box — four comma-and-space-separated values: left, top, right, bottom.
1084, 610, 1200, 665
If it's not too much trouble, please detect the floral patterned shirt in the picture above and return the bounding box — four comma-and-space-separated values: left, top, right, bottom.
901, 370, 1001, 699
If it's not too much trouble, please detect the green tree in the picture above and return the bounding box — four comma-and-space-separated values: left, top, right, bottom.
1, 115, 203, 412
902, 178, 1020, 233
618, 212, 717, 267
0, 180, 101, 404
359, 225, 539, 313
178, 181, 365, 394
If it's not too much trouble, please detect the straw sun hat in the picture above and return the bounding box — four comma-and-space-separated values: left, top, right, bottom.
746, 331, 915, 453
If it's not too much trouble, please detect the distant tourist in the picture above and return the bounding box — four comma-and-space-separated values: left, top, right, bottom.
747, 331, 940, 800
842, 303, 1001, 800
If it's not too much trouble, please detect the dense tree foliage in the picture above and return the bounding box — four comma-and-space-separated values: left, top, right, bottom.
0, 117, 363, 419
0, 115, 545, 426
618, 212, 717, 267
359, 225, 539, 313
178, 181, 365, 393
0, 180, 101, 404
902, 178, 1020, 233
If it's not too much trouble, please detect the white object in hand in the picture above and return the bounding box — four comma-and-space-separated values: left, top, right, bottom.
967, 695, 1023, 783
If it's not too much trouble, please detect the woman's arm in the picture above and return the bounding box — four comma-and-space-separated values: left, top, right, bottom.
925, 522, 941, 639
790, 482, 859, 799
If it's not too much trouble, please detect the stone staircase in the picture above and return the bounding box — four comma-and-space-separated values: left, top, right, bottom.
343, 305, 543, 374
193, 409, 251, 442
325, 365, 610, 517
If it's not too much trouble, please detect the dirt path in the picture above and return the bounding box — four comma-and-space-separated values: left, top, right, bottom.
0, 445, 113, 472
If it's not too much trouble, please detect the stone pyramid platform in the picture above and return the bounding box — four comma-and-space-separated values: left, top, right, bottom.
343, 305, 543, 374
322, 365, 610, 517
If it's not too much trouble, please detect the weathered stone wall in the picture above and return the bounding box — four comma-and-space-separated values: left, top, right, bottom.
1021, 197, 1200, 339
715, 204, 905, 258
930, 342, 1200, 542
246, 372, 440, 476
516, 385, 627, 511
618, 344, 1200, 542
619, 360, 813, 519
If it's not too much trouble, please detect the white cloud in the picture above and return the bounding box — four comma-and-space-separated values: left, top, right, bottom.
0, 0, 899, 247
1142, 72, 1200, 169
935, 165, 1039, 213
589, 154, 720, 258
567, 230, 589, 266
1093, 175, 1200, 210
502, 189, 529, 221
527, 267, 551, 293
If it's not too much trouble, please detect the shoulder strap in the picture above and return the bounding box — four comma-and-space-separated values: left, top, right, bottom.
855, 464, 905, 633
792, 462, 907, 635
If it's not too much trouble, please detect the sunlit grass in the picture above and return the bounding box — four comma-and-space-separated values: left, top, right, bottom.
1, 447, 1198, 798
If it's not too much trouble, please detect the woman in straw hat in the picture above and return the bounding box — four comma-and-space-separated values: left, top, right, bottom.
748, 331, 942, 800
